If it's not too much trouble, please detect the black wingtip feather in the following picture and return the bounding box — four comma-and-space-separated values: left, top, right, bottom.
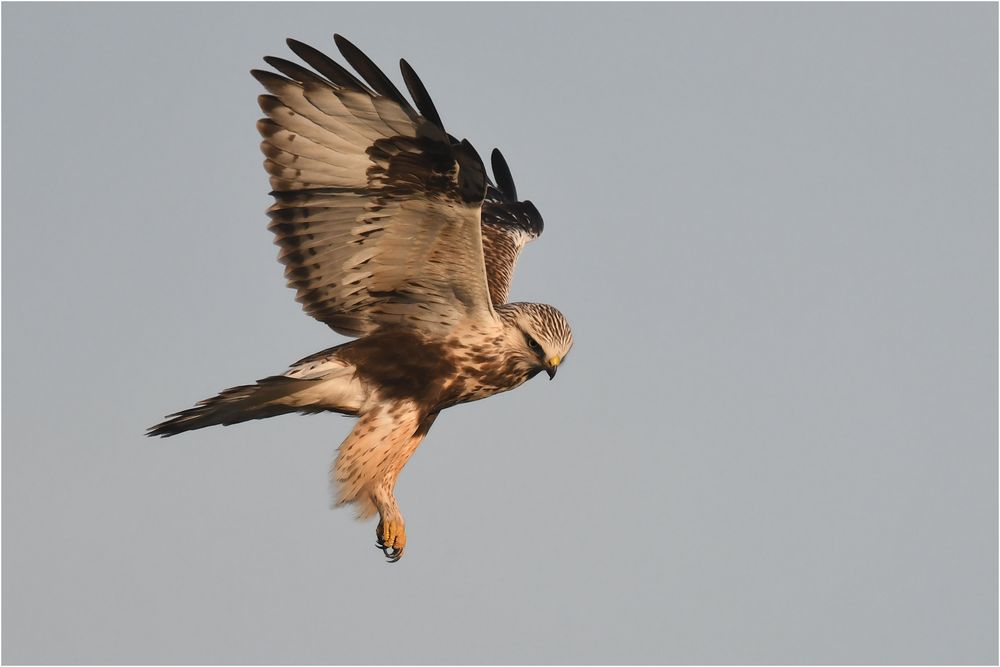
263, 55, 328, 86
454, 139, 487, 203
333, 34, 411, 110
400, 58, 444, 132
286, 38, 369, 92
250, 68, 278, 85
491, 149, 518, 201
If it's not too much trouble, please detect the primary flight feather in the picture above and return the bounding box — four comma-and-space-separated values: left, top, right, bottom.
148, 35, 573, 562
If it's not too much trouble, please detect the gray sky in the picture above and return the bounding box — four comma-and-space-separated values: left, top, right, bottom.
2, 2, 996, 664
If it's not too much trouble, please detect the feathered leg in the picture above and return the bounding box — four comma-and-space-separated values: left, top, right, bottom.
332, 403, 436, 562
372, 476, 407, 562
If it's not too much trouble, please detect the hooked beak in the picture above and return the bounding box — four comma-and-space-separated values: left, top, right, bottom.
545, 356, 561, 380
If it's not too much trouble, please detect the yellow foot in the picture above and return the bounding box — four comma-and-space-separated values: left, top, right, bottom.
376, 519, 406, 563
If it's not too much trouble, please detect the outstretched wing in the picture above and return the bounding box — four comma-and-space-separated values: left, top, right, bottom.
481, 149, 544, 305
253, 36, 495, 337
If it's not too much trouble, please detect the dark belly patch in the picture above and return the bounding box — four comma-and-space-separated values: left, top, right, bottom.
340, 331, 459, 406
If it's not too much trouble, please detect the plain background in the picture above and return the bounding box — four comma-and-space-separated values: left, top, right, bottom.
2, 2, 996, 664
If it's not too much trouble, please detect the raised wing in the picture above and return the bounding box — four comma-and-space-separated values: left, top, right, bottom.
253, 36, 495, 337
482, 149, 544, 304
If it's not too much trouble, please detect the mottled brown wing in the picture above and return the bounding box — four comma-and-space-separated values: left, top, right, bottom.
481, 149, 544, 305
253, 36, 495, 337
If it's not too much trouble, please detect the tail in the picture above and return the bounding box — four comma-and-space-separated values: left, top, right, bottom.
147, 375, 328, 437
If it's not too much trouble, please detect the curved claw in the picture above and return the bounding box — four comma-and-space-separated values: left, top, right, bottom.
375, 518, 406, 562
376, 541, 403, 562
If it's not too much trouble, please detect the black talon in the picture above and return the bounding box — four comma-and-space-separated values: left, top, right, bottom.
375, 531, 402, 561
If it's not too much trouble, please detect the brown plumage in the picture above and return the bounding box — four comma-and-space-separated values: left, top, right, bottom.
148, 35, 573, 562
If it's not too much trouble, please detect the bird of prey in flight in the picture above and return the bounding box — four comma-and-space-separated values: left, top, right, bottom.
148, 35, 573, 562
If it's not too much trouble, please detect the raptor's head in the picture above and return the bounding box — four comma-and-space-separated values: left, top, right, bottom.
497, 302, 574, 380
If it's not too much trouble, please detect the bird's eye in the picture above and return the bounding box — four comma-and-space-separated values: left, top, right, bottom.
525, 335, 542, 355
